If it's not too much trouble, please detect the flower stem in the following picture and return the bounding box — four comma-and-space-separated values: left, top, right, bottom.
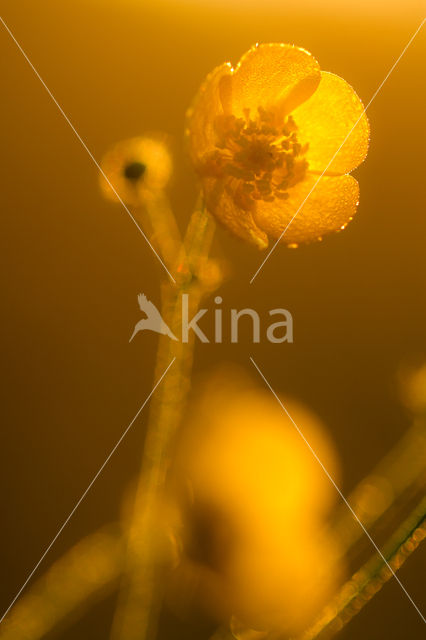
298, 496, 426, 640
0, 524, 123, 640
139, 192, 183, 273
208, 497, 426, 640
332, 418, 426, 557
110, 197, 216, 640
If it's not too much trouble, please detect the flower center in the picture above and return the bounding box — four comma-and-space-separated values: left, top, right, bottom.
207, 107, 309, 204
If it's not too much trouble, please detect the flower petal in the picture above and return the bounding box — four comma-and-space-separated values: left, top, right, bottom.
231, 44, 321, 118
253, 174, 360, 244
292, 71, 369, 175
203, 177, 269, 249
185, 63, 233, 166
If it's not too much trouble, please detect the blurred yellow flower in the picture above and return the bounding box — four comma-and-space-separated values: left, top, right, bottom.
186, 43, 369, 248
168, 370, 344, 634
100, 135, 172, 207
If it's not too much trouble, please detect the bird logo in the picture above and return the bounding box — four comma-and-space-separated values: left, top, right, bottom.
129, 294, 178, 342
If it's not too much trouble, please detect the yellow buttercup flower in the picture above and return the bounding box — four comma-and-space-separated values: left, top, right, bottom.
186, 44, 369, 249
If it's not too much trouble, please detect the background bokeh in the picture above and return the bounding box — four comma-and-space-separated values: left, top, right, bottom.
1, 0, 425, 638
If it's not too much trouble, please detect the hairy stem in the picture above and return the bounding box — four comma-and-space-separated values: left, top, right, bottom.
298, 496, 426, 640
110, 198, 216, 640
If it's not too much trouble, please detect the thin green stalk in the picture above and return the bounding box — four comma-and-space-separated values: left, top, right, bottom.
208, 498, 426, 640
332, 418, 426, 556
297, 496, 426, 640
110, 198, 216, 640
142, 192, 183, 273
0, 524, 123, 640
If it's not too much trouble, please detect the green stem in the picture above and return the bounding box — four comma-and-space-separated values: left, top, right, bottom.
298, 497, 426, 640
143, 192, 183, 273
208, 498, 426, 640
110, 199, 216, 640
0, 524, 123, 640
332, 418, 426, 557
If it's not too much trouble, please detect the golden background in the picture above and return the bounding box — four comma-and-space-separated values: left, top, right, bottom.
1, 0, 425, 638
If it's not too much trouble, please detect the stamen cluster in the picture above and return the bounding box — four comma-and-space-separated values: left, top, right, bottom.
203, 107, 309, 205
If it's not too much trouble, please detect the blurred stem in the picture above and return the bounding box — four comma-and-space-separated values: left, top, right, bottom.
133, 192, 183, 276
332, 417, 426, 557
0, 524, 123, 640
298, 496, 426, 640
209, 499, 426, 640
110, 196, 216, 640
209, 419, 426, 640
